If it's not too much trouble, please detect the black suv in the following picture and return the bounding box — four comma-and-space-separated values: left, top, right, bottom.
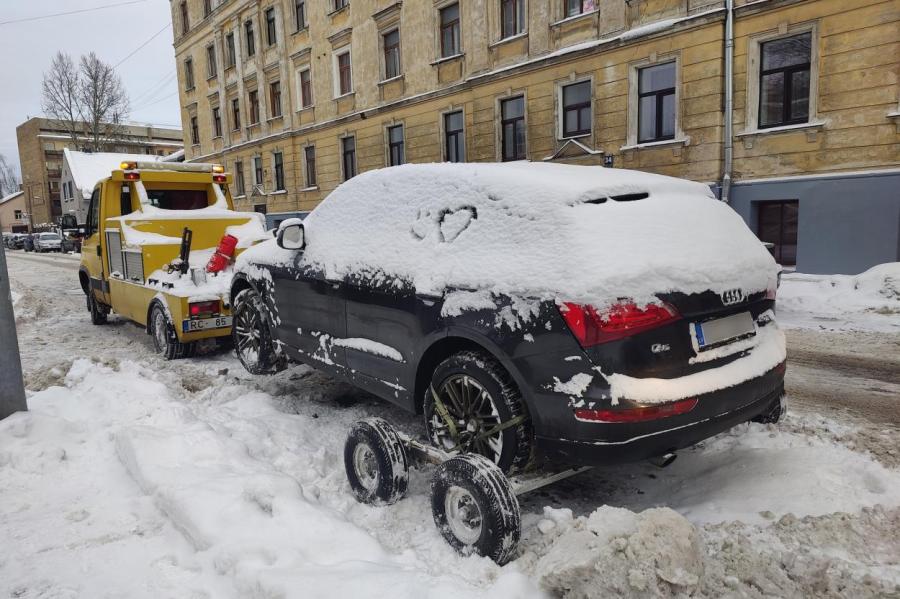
231, 163, 786, 473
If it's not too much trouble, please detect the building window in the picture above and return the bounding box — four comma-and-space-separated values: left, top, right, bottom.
305, 146, 316, 187
180, 1, 189, 36
269, 81, 282, 118
254, 203, 267, 214
184, 58, 194, 90
387, 125, 404, 166
225, 32, 236, 67
190, 116, 199, 145
565, 0, 595, 17
383, 29, 401, 80
212, 107, 222, 137
14, 210, 22, 220
299, 68, 313, 108
500, 96, 526, 161
203, 0, 212, 17
253, 156, 263, 187
500, 0, 525, 39
342, 136, 356, 181
245, 20, 255, 57
231, 98, 241, 130
756, 200, 798, 266
759, 33, 811, 129
337, 51, 352, 96
295, 0, 306, 30
265, 7, 277, 46
561, 80, 591, 138
637, 62, 675, 143
444, 110, 465, 162
206, 44, 217, 78
235, 160, 245, 195
334, 0, 348, 11
273, 152, 285, 191
249, 90, 260, 124
440, 4, 461, 58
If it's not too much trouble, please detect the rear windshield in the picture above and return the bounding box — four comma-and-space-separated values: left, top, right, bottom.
40, 233, 60, 239
145, 189, 209, 211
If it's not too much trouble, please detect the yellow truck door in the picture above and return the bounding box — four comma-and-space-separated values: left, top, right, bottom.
80, 186, 111, 305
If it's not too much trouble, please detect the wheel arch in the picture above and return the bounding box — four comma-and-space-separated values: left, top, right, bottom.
78, 267, 90, 295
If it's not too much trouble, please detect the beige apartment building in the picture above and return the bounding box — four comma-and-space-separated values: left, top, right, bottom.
172, 0, 899, 274
0, 190, 28, 234
15, 118, 184, 228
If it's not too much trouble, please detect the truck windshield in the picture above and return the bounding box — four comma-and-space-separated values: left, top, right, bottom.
146, 189, 209, 211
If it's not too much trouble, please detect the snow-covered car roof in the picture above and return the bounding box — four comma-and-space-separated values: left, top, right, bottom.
238, 162, 777, 306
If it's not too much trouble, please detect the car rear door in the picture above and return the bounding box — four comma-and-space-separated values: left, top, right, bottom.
269, 255, 347, 369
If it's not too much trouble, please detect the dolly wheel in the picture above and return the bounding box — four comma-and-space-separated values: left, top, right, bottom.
431, 453, 520, 565
344, 418, 409, 505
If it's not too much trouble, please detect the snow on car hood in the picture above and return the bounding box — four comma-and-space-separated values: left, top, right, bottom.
239, 163, 777, 305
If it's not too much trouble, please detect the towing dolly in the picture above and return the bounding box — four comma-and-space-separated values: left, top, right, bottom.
342, 417, 592, 565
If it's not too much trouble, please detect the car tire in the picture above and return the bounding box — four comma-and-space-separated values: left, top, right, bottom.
344, 418, 409, 505
231, 288, 286, 375
150, 303, 195, 360
752, 392, 787, 424
430, 453, 521, 565
86, 292, 108, 325
424, 351, 533, 474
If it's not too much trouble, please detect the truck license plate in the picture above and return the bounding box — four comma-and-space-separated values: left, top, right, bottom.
693, 312, 755, 351
183, 316, 232, 333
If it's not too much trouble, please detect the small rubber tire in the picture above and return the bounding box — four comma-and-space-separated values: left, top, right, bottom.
344, 418, 409, 505
424, 351, 533, 474
231, 288, 286, 375
431, 453, 521, 565
150, 303, 195, 360
752, 392, 787, 424
86, 292, 108, 325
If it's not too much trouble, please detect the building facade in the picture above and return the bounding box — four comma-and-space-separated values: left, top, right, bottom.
171, 0, 900, 274
15, 118, 184, 229
0, 190, 28, 234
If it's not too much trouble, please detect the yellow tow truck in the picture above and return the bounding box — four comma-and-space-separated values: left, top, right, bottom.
78, 160, 268, 359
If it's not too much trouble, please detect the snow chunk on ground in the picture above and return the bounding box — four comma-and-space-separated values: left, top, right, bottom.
240, 163, 777, 307
777, 262, 900, 332
332, 337, 404, 362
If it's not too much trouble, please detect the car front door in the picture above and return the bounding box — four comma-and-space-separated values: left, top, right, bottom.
80, 187, 111, 305
269, 255, 347, 369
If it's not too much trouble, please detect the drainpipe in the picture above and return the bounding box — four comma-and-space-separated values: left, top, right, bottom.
722, 0, 735, 203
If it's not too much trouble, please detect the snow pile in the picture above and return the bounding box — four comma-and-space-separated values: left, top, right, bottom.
64, 148, 162, 199
777, 263, 900, 332
239, 163, 777, 308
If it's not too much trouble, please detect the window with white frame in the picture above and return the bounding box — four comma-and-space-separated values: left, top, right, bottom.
387, 124, 404, 166
206, 44, 217, 78
334, 48, 352, 97
500, 0, 525, 39
500, 96, 526, 161
294, 0, 306, 30
565, 0, 595, 17
342, 136, 356, 180
444, 110, 465, 162
253, 156, 263, 187
439, 4, 461, 58
273, 151, 285, 191
383, 29, 401, 80
297, 67, 313, 108
637, 62, 676, 143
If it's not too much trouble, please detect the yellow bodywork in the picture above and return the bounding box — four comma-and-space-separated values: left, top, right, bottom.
80, 166, 266, 344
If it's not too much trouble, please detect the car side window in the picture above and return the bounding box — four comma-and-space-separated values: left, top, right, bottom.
88, 188, 100, 236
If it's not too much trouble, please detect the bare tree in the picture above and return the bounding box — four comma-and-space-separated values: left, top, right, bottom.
0, 154, 19, 198
40, 52, 82, 148
78, 53, 130, 152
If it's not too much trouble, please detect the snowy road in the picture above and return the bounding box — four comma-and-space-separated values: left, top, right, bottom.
3, 250, 899, 598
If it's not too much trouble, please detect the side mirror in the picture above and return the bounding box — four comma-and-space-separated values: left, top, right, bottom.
277, 222, 305, 250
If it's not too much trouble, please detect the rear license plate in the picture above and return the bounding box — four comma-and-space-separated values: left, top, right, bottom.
693, 312, 755, 351
182, 316, 232, 333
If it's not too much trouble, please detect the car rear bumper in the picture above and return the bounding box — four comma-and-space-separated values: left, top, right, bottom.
534, 366, 785, 466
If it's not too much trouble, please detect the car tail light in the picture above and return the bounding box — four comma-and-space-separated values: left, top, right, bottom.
574, 397, 698, 423
124, 172, 140, 181
213, 174, 226, 183
189, 300, 219, 318
558, 301, 679, 347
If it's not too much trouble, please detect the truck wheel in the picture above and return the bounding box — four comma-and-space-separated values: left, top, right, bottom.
424, 351, 533, 474
344, 418, 409, 505
150, 303, 195, 360
431, 454, 521, 565
86, 292, 108, 325
232, 288, 285, 374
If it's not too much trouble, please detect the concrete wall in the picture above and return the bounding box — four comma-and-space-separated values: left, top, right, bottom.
730, 170, 900, 274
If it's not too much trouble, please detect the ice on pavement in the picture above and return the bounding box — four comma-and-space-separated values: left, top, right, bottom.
777, 262, 900, 332
2, 357, 899, 597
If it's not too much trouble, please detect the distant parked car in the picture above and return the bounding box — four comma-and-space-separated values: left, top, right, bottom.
5, 233, 25, 250
34, 232, 62, 252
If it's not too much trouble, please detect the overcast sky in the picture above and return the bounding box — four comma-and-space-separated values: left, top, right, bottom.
0, 0, 181, 177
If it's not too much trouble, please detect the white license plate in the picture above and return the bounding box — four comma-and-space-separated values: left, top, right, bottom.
183, 316, 232, 333
693, 312, 755, 350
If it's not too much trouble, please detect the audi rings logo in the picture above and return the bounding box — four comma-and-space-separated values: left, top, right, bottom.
721, 288, 744, 306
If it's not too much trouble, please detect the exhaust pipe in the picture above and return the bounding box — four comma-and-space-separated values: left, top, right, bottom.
649, 453, 677, 468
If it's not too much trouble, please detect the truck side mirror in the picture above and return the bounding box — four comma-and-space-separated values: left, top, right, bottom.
277, 222, 305, 251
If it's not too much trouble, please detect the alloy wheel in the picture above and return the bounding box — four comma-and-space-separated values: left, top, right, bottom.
429, 374, 504, 464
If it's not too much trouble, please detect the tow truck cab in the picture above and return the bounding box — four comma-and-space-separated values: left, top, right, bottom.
78, 161, 267, 357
